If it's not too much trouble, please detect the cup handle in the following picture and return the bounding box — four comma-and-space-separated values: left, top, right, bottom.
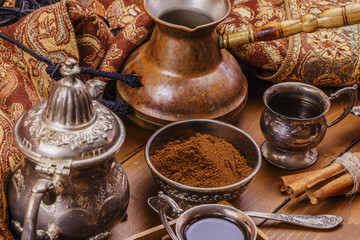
327, 85, 358, 127
157, 192, 183, 240
21, 179, 57, 240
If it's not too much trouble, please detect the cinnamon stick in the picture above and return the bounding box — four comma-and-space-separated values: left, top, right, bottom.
307, 152, 360, 204
281, 152, 360, 203
307, 173, 354, 204
281, 162, 346, 198
280, 171, 313, 192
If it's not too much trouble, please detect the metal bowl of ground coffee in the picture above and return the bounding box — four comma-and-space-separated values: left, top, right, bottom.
145, 119, 261, 204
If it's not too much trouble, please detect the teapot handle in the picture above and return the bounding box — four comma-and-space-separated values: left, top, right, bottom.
157, 192, 183, 240
219, 2, 360, 48
327, 85, 358, 128
21, 179, 57, 240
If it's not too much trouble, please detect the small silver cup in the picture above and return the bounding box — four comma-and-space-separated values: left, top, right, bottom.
157, 192, 257, 240
260, 82, 358, 170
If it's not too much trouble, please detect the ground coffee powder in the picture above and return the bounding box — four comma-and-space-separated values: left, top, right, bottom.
151, 133, 254, 188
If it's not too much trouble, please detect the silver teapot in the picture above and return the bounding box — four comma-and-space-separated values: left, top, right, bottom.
7, 58, 129, 239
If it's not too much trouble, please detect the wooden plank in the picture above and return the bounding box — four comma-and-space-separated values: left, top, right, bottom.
115, 116, 153, 161
124, 220, 177, 240
109, 76, 360, 239
111, 150, 162, 239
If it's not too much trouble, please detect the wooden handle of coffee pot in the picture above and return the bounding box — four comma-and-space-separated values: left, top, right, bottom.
218, 2, 360, 48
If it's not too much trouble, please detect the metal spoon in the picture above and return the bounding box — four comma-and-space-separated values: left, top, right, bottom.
243, 211, 343, 229
148, 196, 343, 229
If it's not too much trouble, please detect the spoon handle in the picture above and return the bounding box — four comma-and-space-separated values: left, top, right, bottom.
244, 211, 343, 229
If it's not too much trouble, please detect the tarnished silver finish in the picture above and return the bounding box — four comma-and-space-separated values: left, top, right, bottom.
260, 83, 357, 170
86, 79, 106, 103
21, 179, 57, 240
157, 192, 183, 240
260, 141, 319, 170
14, 59, 125, 173
244, 212, 343, 229
145, 119, 261, 204
156, 192, 257, 240
149, 195, 344, 229
351, 106, 360, 117
327, 86, 358, 127
8, 58, 129, 239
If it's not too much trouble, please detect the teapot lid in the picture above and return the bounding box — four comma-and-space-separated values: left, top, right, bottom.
13, 58, 125, 175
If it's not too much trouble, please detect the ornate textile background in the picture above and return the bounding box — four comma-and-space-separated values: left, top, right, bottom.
0, 0, 359, 238
218, 0, 360, 86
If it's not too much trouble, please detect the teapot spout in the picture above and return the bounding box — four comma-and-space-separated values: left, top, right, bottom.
86, 79, 106, 102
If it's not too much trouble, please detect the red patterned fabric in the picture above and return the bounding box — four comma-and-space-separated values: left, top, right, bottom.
0, 0, 152, 238
95, 11, 153, 91
87, 0, 144, 30
218, 0, 360, 86
0, 0, 359, 238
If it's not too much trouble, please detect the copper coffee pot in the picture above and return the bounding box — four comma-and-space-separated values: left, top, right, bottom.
119, 0, 360, 130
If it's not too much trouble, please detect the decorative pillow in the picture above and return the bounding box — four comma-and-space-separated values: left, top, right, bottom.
217, 0, 360, 86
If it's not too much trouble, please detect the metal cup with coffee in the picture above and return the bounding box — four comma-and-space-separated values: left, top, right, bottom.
260, 82, 358, 170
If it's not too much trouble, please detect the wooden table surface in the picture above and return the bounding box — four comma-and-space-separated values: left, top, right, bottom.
110, 75, 360, 240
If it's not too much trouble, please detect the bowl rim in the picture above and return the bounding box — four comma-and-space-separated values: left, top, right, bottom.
263, 82, 331, 121
176, 204, 257, 240
145, 119, 262, 192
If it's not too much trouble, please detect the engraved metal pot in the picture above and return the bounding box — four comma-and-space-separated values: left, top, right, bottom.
8, 58, 129, 240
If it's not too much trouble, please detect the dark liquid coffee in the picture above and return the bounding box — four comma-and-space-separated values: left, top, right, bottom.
269, 98, 324, 119
159, 9, 214, 29
184, 217, 246, 240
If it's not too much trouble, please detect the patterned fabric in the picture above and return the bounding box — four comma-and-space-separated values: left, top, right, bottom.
85, 0, 144, 31
0, 0, 359, 238
1, 0, 16, 7
97, 12, 153, 91
218, 0, 360, 86
0, 0, 60, 27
